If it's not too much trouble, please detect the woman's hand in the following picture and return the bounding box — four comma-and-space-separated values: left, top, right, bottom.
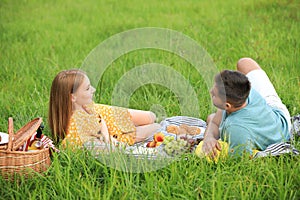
109, 136, 119, 145
99, 119, 111, 143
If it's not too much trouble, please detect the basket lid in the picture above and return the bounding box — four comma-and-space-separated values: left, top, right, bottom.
8, 118, 43, 151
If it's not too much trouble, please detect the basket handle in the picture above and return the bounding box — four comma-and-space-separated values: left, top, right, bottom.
7, 117, 14, 151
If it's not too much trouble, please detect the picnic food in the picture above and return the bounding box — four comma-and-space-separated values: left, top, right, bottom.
154, 132, 164, 142
195, 141, 229, 163
163, 136, 175, 145
146, 141, 156, 148
146, 132, 165, 148
166, 125, 179, 134
166, 124, 201, 135
155, 142, 163, 147
186, 126, 201, 135
164, 138, 188, 155
163, 135, 198, 156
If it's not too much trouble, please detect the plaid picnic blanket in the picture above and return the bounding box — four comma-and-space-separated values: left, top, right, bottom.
160, 116, 207, 129
291, 114, 300, 137
123, 116, 206, 158
88, 115, 300, 159
253, 142, 299, 158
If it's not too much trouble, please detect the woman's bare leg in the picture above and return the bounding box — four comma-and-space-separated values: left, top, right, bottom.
135, 123, 162, 142
128, 109, 156, 126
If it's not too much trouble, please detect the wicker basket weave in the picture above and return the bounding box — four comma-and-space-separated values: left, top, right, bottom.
0, 117, 51, 179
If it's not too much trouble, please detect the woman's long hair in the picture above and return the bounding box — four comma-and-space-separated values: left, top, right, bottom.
48, 69, 86, 143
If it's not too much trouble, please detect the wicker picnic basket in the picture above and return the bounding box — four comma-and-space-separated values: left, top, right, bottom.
0, 117, 51, 179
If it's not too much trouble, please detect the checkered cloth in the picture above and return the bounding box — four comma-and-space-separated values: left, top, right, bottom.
160, 116, 207, 129
88, 115, 300, 159
291, 114, 300, 137
253, 142, 299, 158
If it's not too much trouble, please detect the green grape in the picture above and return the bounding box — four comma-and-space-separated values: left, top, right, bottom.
174, 145, 181, 151
164, 138, 190, 156
168, 149, 173, 155
181, 140, 187, 146
163, 136, 175, 145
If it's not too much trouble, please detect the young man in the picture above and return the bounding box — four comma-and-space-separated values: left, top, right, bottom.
202, 58, 291, 156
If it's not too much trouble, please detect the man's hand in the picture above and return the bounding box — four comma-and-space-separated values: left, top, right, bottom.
202, 136, 222, 158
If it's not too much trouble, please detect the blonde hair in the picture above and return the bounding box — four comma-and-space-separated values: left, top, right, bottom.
48, 69, 86, 143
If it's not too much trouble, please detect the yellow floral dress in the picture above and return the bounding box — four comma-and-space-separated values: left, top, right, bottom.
62, 103, 136, 148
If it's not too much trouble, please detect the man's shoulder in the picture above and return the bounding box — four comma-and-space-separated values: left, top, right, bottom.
248, 88, 264, 103
245, 88, 269, 113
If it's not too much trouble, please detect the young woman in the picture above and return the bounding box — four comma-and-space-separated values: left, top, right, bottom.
48, 69, 161, 148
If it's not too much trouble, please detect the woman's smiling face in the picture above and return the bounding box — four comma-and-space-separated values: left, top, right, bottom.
72, 75, 96, 110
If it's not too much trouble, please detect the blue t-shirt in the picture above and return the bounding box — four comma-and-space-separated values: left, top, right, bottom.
219, 88, 290, 155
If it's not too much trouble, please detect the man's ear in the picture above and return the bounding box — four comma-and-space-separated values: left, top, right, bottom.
225, 102, 232, 110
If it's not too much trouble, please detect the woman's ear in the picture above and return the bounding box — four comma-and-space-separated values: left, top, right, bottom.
71, 93, 76, 103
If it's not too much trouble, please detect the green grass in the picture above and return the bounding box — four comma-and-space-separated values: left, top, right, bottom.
0, 0, 300, 199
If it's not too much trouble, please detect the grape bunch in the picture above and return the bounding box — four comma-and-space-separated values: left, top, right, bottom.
164, 138, 189, 156
163, 136, 175, 145
179, 136, 197, 152
164, 136, 197, 156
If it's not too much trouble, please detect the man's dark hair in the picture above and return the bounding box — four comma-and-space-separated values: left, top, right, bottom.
215, 70, 251, 107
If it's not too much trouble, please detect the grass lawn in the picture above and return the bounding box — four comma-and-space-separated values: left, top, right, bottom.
0, 0, 299, 199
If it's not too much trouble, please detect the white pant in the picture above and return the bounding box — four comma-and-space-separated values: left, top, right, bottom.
246, 69, 291, 131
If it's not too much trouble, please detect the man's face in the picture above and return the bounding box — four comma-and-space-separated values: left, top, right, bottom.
210, 84, 226, 110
